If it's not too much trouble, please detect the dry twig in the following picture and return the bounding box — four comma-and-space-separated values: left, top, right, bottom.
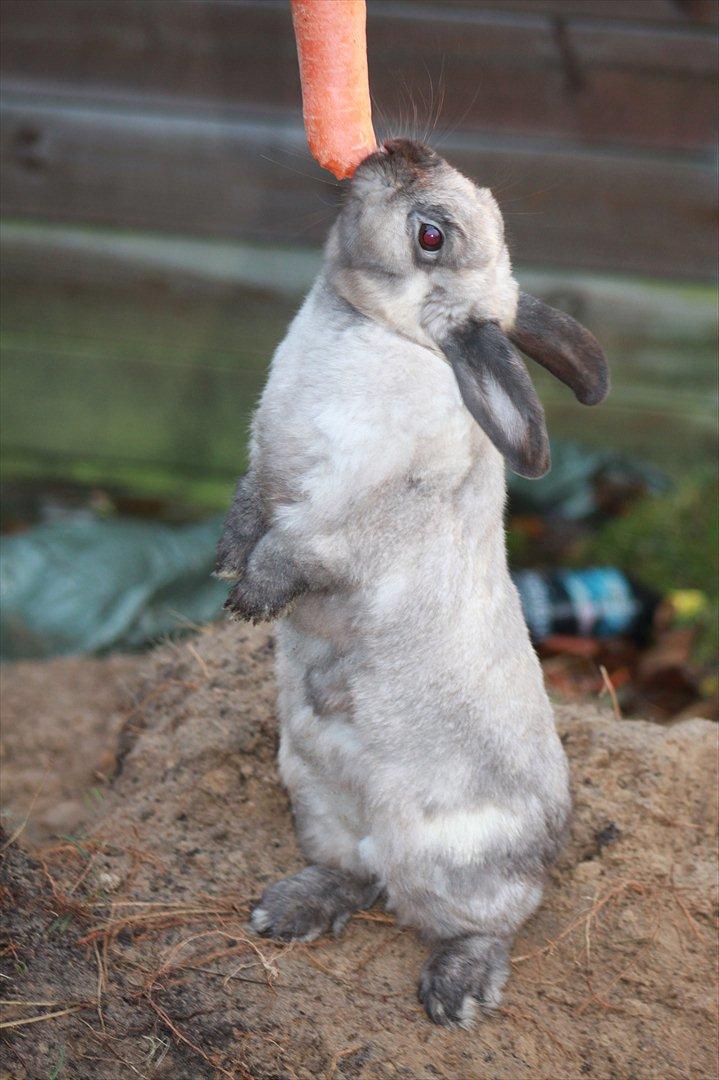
599, 664, 622, 720
0, 1003, 92, 1029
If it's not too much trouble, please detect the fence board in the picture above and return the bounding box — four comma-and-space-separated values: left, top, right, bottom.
3, 238, 716, 495
1, 94, 715, 278
436, 0, 718, 22
1, 0, 717, 151
366, 16, 717, 152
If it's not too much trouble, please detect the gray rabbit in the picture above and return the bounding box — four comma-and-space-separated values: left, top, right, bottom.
216, 140, 609, 1026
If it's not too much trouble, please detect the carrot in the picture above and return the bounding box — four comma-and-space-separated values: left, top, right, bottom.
291, 0, 377, 180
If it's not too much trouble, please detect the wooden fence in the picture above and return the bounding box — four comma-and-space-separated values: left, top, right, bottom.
1, 1, 717, 507
2, 0, 717, 276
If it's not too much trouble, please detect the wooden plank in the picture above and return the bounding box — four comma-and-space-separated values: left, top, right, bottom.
1, 1, 717, 151
0, 1, 303, 111
1, 93, 715, 278
436, 0, 718, 23
446, 134, 717, 278
2, 253, 716, 498
4, 221, 716, 345
569, 22, 718, 74
0, 275, 286, 484
0, 224, 323, 299
0, 95, 336, 240
366, 4, 718, 151
560, 20, 718, 151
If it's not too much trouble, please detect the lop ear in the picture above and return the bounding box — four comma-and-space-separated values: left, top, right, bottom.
508, 292, 610, 406
441, 319, 550, 479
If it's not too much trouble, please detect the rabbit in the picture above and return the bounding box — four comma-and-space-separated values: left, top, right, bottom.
216, 139, 609, 1027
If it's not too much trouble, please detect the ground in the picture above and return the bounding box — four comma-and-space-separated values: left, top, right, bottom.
1, 623, 717, 1079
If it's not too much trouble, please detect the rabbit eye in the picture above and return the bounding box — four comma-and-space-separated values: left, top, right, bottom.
418, 223, 444, 252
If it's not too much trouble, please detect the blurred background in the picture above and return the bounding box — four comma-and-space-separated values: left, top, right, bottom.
1, 0, 717, 720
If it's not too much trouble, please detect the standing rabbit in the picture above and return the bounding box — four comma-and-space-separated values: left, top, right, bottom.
216, 140, 609, 1026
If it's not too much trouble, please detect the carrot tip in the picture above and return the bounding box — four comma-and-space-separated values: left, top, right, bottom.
291, 0, 376, 181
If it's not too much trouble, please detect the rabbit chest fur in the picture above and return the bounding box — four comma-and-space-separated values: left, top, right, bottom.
217, 139, 609, 1026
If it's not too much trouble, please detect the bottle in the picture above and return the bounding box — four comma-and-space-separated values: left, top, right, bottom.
512, 567, 659, 643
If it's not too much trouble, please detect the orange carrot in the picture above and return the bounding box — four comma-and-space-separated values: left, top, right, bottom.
291, 0, 377, 180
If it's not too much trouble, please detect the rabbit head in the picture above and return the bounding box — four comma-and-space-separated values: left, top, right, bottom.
326, 139, 609, 479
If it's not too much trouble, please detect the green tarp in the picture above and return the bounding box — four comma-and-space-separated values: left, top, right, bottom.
1, 515, 226, 660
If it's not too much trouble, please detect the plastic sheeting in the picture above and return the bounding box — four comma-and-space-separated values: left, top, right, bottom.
1, 515, 226, 660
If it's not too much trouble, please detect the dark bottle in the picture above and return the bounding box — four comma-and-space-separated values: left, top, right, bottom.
512, 567, 659, 643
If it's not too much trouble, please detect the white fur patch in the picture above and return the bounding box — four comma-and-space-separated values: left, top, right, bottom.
212, 569, 240, 580
249, 907, 270, 933
370, 571, 409, 616
458, 994, 480, 1029
464, 878, 543, 929
417, 805, 523, 863
322, 718, 363, 751
483, 374, 523, 445
357, 835, 379, 875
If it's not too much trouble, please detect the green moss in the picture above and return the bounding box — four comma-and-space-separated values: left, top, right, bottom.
577, 476, 719, 658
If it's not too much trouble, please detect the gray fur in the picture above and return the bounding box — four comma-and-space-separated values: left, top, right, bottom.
509, 291, 610, 406
250, 865, 381, 942
224, 531, 307, 623
215, 471, 267, 581
442, 318, 550, 478
419, 935, 509, 1027
304, 655, 353, 717
217, 140, 608, 1025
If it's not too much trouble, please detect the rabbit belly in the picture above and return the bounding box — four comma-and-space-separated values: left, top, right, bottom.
273, 613, 567, 942
277, 690, 551, 939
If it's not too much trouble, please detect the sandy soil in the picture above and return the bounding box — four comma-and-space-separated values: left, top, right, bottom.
1, 623, 717, 1079
1, 652, 139, 845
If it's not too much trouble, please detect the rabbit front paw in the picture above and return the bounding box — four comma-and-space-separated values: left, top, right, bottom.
223, 534, 306, 623
214, 535, 257, 581
224, 576, 298, 624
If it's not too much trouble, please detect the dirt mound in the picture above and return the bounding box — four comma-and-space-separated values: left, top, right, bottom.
1, 651, 138, 845
2, 623, 717, 1079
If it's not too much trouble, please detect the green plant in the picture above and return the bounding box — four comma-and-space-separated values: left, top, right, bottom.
49, 1047, 65, 1079
578, 475, 718, 658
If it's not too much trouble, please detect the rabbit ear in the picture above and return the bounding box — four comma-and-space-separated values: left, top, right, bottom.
442, 319, 550, 479
508, 292, 610, 406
